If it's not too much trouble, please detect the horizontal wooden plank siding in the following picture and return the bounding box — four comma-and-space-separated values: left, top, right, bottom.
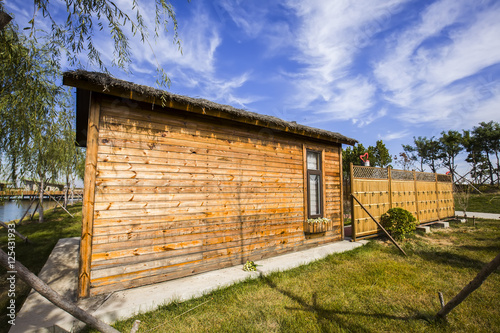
87, 97, 342, 295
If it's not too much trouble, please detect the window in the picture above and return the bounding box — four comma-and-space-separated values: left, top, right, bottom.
306, 150, 322, 218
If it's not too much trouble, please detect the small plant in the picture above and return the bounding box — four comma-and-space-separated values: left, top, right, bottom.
306, 217, 331, 224
243, 260, 258, 272
454, 184, 471, 217
380, 208, 417, 241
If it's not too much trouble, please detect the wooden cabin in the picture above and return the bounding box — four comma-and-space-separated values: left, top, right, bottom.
63, 70, 357, 298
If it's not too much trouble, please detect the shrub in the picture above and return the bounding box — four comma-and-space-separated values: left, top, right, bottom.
380, 208, 417, 240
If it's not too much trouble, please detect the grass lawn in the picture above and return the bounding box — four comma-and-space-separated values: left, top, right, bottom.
0, 203, 82, 333
1, 199, 498, 333
81, 218, 500, 333
455, 192, 500, 214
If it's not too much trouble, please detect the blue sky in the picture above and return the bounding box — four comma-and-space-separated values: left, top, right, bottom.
6, 0, 500, 174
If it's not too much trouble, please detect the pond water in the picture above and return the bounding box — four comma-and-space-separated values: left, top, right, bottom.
0, 199, 71, 222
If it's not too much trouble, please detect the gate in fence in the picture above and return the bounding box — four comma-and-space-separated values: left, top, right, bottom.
350, 164, 454, 240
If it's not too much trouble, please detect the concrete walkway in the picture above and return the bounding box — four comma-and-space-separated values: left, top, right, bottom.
11, 237, 368, 333
455, 211, 500, 220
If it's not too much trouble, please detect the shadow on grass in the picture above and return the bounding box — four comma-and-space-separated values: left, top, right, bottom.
459, 245, 500, 252
417, 250, 498, 274
473, 236, 500, 242
260, 275, 437, 332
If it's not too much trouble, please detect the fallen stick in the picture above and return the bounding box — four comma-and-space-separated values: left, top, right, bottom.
0, 248, 120, 333
436, 251, 500, 319
0, 221, 30, 243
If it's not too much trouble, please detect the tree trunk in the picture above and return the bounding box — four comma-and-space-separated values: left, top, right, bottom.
485, 151, 494, 185
495, 151, 499, 186
64, 173, 69, 209
437, 252, 500, 319
471, 153, 478, 184
38, 178, 44, 223
0, 248, 120, 333
450, 156, 455, 183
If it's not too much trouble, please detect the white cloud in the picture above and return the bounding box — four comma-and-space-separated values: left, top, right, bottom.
97, 1, 254, 108
282, 0, 407, 121
378, 130, 410, 141
373, 0, 500, 130
217, 0, 268, 39
309, 76, 377, 120
123, 1, 220, 76
374, 0, 466, 97
353, 108, 388, 127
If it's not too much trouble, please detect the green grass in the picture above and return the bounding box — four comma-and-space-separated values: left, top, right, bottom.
84, 219, 500, 333
1, 203, 498, 333
0, 203, 82, 333
455, 192, 500, 214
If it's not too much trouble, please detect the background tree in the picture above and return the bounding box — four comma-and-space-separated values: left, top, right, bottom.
401, 144, 418, 170
57, 106, 84, 207
491, 122, 500, 185
412, 136, 441, 173
462, 130, 487, 184
369, 140, 392, 167
472, 122, 499, 185
1, 21, 71, 222
1, 1, 184, 220
438, 130, 463, 182
343, 143, 367, 178
393, 152, 414, 171
408, 137, 428, 172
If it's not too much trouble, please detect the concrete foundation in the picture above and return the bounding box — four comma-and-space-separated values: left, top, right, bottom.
432, 221, 450, 229
416, 226, 431, 233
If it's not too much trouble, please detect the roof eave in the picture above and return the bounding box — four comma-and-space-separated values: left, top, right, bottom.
63, 71, 358, 146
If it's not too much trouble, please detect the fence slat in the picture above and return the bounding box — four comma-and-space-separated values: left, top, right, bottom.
351, 166, 454, 239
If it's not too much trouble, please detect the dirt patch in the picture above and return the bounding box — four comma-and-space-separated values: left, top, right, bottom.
424, 237, 454, 246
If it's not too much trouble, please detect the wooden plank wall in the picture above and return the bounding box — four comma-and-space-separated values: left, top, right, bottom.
84, 96, 343, 295
351, 165, 454, 240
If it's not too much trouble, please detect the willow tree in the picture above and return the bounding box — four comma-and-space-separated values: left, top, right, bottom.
0, 20, 69, 222
21, 0, 183, 86
1, 1, 184, 220
57, 107, 85, 208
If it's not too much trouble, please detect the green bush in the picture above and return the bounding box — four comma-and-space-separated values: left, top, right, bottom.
380, 208, 417, 240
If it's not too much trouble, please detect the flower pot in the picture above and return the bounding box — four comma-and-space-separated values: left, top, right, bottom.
304, 221, 330, 234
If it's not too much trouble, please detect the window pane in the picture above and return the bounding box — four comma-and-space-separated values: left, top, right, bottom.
309, 174, 320, 215
307, 151, 319, 170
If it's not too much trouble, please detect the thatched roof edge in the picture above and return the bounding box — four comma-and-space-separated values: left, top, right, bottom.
63, 70, 357, 145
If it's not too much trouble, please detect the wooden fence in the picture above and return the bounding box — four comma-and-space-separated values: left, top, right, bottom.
350, 164, 454, 240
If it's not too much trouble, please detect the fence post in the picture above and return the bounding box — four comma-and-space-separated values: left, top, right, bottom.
388, 166, 393, 209
435, 173, 440, 220
350, 163, 356, 242
413, 170, 421, 223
